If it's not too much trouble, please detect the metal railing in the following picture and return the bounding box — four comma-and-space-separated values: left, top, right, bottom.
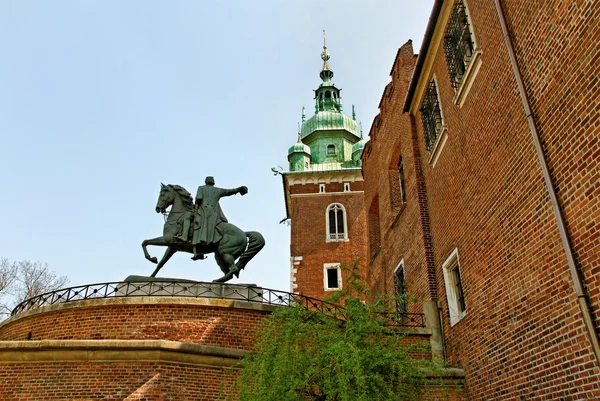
10, 281, 425, 328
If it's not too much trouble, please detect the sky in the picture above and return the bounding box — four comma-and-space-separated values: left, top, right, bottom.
0, 0, 433, 292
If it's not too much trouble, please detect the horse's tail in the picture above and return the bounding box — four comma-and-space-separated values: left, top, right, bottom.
236, 231, 265, 271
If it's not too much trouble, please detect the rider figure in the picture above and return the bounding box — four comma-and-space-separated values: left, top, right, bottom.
190, 176, 247, 261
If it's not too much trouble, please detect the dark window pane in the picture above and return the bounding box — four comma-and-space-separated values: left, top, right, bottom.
336, 209, 344, 234
394, 267, 407, 315
327, 268, 339, 288
454, 265, 466, 313
329, 210, 336, 234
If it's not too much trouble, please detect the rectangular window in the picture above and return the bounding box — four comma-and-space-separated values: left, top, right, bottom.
319, 184, 325, 193
420, 80, 444, 153
444, 0, 474, 89
324, 263, 342, 290
344, 183, 350, 192
394, 261, 407, 315
442, 249, 466, 326
398, 157, 406, 204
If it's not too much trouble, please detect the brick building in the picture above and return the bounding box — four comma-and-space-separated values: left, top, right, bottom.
360, 0, 600, 399
281, 42, 368, 300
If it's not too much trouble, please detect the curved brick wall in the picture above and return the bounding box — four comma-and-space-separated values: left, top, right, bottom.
0, 297, 272, 350
0, 294, 465, 400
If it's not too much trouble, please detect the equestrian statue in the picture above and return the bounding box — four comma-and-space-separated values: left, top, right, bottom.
141, 177, 265, 283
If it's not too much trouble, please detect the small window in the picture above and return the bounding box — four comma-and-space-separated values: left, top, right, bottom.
394, 261, 407, 315
442, 249, 466, 326
324, 263, 342, 290
319, 184, 325, 193
344, 183, 350, 192
325, 91, 331, 99
444, 0, 475, 89
326, 203, 347, 242
420, 79, 444, 153
305, 161, 309, 168
398, 157, 406, 204
327, 145, 336, 156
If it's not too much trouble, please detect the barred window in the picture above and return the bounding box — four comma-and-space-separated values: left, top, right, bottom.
444, 0, 475, 89
326, 203, 347, 241
420, 80, 443, 152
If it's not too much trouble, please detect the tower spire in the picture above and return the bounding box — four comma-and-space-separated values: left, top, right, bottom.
320, 30, 334, 82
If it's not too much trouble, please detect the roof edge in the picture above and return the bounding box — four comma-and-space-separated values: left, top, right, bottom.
403, 0, 444, 113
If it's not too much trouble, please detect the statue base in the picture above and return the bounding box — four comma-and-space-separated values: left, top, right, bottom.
118, 275, 262, 302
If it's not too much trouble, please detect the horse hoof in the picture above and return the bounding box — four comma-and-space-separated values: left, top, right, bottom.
150, 257, 158, 264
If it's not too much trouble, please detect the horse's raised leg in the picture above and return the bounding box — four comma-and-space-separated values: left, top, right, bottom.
142, 236, 170, 264
150, 246, 176, 277
213, 251, 239, 283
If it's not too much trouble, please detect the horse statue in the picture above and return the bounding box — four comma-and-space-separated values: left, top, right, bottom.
141, 183, 265, 283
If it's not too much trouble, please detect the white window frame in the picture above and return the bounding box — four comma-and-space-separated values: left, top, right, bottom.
319, 183, 325, 193
325, 203, 349, 242
442, 248, 466, 326
445, 0, 483, 107
344, 183, 350, 192
323, 263, 342, 291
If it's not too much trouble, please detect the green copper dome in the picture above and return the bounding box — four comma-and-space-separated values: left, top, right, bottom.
352, 138, 366, 154
288, 140, 311, 156
301, 110, 360, 140
286, 37, 363, 172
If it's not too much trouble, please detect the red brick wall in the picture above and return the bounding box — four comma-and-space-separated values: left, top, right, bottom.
0, 301, 267, 350
0, 362, 236, 401
363, 0, 600, 399
362, 41, 435, 315
289, 177, 368, 300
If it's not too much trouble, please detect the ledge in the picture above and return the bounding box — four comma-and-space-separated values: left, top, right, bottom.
0, 339, 250, 367
0, 296, 277, 330
427, 126, 448, 168
453, 48, 483, 108
390, 204, 406, 229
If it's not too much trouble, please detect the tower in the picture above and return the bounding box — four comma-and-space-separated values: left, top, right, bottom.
282, 40, 368, 299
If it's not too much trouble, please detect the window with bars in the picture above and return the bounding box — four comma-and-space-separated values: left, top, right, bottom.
420, 80, 444, 152
326, 203, 347, 241
394, 263, 407, 315
444, 0, 475, 89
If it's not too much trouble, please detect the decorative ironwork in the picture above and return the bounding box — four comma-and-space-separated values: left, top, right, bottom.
444, 0, 474, 89
10, 281, 426, 328
419, 80, 443, 152
377, 312, 427, 328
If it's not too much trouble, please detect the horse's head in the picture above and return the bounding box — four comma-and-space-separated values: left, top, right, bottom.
156, 183, 174, 214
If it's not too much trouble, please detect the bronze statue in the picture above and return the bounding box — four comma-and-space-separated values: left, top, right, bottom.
191, 176, 248, 260
141, 182, 264, 283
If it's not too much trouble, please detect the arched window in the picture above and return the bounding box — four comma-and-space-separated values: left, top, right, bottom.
326, 203, 347, 242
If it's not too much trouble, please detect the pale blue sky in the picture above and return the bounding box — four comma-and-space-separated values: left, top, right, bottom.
0, 1, 433, 291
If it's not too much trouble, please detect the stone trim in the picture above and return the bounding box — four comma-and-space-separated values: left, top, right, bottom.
1, 296, 277, 329
0, 339, 250, 368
